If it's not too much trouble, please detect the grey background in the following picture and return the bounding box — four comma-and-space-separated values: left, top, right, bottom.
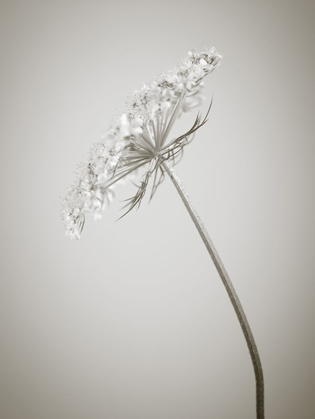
1, 1, 314, 418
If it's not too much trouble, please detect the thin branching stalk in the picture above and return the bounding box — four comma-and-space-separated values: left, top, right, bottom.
162, 160, 264, 419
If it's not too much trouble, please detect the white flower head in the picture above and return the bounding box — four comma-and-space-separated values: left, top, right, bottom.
61, 47, 222, 239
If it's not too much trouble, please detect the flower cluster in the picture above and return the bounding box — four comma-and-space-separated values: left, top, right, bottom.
128, 47, 221, 120
61, 47, 222, 239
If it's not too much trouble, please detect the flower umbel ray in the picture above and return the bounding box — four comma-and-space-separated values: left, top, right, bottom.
61, 48, 222, 239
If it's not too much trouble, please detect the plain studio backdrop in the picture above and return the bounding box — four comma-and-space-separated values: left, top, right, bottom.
0, 1, 314, 419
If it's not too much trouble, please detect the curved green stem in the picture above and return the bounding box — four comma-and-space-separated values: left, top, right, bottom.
161, 160, 264, 419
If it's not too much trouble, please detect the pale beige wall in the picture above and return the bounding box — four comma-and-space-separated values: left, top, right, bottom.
1, 1, 314, 418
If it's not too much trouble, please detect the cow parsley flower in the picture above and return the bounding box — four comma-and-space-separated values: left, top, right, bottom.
61, 47, 222, 240
61, 47, 265, 419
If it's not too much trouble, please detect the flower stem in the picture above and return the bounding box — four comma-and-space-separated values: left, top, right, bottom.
161, 160, 264, 419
